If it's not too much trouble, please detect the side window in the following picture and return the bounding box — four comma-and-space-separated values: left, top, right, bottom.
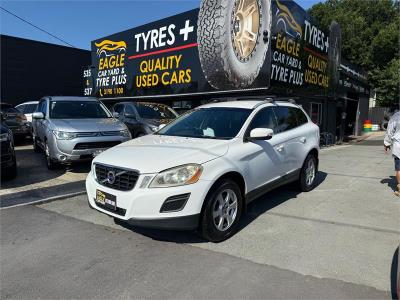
113, 104, 124, 114
36, 101, 43, 113
294, 108, 308, 126
273, 106, 298, 133
125, 105, 137, 117
247, 108, 277, 134
38, 100, 47, 115
17, 105, 25, 113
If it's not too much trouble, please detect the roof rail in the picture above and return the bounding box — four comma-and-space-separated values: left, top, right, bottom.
210, 95, 277, 103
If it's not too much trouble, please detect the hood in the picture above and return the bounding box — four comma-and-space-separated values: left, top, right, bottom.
93, 134, 229, 173
50, 118, 126, 132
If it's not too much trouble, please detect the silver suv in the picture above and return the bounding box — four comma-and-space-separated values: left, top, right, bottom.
32, 97, 131, 169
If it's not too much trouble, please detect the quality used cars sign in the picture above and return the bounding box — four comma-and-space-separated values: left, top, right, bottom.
88, 0, 339, 99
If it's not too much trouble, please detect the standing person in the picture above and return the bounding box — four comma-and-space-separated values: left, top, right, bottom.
384, 108, 400, 196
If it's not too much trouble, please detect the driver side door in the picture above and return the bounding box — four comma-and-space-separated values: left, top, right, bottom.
239, 107, 288, 199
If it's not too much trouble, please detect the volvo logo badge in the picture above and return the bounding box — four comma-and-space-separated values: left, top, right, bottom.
107, 171, 116, 184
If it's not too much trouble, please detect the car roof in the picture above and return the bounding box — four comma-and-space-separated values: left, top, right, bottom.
16, 101, 39, 106
199, 100, 299, 110
45, 96, 98, 102
114, 101, 169, 107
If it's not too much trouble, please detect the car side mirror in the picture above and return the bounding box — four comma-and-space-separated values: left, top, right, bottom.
32, 112, 44, 119
112, 112, 120, 118
248, 128, 274, 141
158, 124, 166, 130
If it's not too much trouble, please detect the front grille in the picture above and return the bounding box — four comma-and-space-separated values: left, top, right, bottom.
95, 164, 139, 191
74, 141, 121, 150
160, 193, 191, 213
75, 131, 121, 138
76, 132, 100, 138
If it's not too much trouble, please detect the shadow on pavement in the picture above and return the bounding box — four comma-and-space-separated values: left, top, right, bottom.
381, 176, 397, 193
1, 147, 91, 188
116, 171, 328, 244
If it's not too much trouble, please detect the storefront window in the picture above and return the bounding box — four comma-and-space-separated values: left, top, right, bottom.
309, 102, 322, 125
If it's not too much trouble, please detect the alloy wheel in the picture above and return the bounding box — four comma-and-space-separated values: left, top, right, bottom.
305, 159, 316, 186
212, 189, 238, 232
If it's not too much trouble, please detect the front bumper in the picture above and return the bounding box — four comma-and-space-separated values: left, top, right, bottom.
1, 141, 15, 168
49, 136, 130, 163
86, 171, 212, 230
9, 125, 30, 136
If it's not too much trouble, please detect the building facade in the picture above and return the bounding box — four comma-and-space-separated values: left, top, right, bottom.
1, 35, 91, 106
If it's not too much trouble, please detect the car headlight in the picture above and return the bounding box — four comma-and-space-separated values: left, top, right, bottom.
52, 130, 77, 140
149, 164, 203, 188
0, 132, 10, 142
120, 129, 131, 138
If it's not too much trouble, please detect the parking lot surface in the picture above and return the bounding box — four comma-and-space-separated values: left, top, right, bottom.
1, 134, 398, 298
0, 141, 89, 208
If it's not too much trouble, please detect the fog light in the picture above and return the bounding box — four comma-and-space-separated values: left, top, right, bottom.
160, 193, 190, 213
59, 155, 67, 161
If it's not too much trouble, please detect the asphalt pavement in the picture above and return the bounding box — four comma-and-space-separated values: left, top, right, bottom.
0, 134, 398, 299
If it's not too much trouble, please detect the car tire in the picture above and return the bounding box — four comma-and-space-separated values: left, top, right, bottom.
200, 179, 243, 242
197, 0, 272, 89
33, 136, 41, 153
299, 154, 318, 192
44, 140, 58, 170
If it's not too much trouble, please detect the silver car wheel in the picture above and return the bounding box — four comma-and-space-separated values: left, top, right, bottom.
305, 159, 316, 186
213, 189, 238, 232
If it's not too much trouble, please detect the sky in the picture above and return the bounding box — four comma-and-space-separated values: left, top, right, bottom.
0, 0, 324, 50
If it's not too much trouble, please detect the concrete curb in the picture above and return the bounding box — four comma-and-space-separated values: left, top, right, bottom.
1, 190, 86, 210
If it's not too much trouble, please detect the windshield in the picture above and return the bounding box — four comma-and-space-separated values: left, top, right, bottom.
50, 101, 111, 119
136, 103, 178, 119
157, 107, 251, 140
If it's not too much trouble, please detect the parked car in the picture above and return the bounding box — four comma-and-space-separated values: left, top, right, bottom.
86, 99, 320, 242
16, 101, 39, 123
32, 96, 131, 170
0, 113, 17, 180
112, 102, 178, 138
0, 103, 31, 140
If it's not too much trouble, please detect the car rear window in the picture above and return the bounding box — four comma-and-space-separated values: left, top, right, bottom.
136, 103, 177, 119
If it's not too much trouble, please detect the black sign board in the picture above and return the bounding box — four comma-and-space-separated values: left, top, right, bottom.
87, 0, 339, 99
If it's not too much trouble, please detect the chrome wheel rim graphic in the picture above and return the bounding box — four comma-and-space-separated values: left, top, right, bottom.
232, 0, 261, 61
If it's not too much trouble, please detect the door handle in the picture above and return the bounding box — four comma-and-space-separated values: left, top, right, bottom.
300, 137, 307, 144
276, 145, 285, 152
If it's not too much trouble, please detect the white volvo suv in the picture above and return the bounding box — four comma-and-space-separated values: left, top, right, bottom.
86, 99, 320, 242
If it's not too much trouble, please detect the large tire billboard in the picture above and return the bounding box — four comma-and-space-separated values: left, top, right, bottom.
86, 0, 339, 99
